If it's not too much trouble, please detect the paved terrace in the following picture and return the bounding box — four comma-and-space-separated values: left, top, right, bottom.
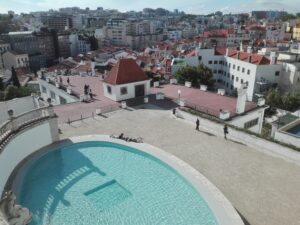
59, 106, 300, 225
151, 84, 257, 118
53, 76, 120, 123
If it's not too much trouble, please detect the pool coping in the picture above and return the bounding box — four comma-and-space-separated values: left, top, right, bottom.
11, 135, 244, 225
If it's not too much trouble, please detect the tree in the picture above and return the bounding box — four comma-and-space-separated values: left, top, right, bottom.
266, 89, 300, 112
175, 64, 215, 88
0, 77, 4, 91
11, 67, 20, 88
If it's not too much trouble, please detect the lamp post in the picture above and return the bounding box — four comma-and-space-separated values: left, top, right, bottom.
177, 89, 181, 103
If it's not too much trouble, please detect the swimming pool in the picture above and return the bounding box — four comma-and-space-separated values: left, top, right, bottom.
18, 141, 218, 225
287, 124, 300, 137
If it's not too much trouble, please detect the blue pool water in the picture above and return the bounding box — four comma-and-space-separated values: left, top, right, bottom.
19, 142, 218, 225
287, 124, 300, 137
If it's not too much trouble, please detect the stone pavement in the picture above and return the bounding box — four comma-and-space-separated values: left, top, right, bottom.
59, 105, 300, 225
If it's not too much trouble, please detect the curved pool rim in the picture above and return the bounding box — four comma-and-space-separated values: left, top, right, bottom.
11, 135, 244, 225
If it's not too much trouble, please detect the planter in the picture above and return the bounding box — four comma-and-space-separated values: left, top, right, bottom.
219, 110, 230, 120
96, 108, 102, 115
185, 81, 192, 88
144, 97, 149, 103
121, 101, 127, 109
170, 79, 177, 85
153, 81, 160, 88
179, 99, 186, 107
217, 89, 225, 96
200, 85, 207, 91
156, 92, 165, 100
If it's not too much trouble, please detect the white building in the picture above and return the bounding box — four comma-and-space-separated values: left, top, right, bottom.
0, 41, 11, 69
2, 51, 29, 70
172, 47, 282, 101
103, 59, 150, 101
106, 19, 127, 46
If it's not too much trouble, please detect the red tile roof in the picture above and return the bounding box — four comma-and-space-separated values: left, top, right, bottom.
103, 59, 149, 85
215, 48, 270, 65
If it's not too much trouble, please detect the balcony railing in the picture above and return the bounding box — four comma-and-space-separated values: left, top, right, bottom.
0, 107, 56, 148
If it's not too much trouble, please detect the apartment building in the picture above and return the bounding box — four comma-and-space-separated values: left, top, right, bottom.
0, 41, 11, 69
106, 19, 127, 46
172, 47, 282, 101
2, 50, 29, 69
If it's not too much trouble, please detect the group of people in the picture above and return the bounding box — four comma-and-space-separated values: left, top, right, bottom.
195, 118, 229, 139
84, 84, 93, 99
110, 133, 143, 143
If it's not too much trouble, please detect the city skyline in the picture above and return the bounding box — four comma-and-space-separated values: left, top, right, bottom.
0, 0, 300, 14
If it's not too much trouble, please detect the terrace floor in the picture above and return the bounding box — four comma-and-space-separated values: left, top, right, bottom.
59, 105, 300, 225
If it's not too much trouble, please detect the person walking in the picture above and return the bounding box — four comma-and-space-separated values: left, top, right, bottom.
223, 124, 229, 139
196, 118, 200, 130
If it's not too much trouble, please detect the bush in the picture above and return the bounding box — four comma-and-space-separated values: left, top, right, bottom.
175, 64, 215, 88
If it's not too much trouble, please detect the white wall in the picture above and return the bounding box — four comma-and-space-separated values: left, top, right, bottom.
39, 79, 78, 105
229, 108, 266, 134
0, 120, 58, 195
274, 132, 300, 148
103, 80, 151, 101
0, 96, 39, 124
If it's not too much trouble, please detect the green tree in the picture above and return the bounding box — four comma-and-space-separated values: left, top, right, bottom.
175, 64, 215, 88
266, 89, 300, 112
0, 77, 4, 91
2, 85, 32, 101
11, 67, 21, 88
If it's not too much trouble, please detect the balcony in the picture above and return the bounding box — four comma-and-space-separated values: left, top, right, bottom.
0, 107, 56, 151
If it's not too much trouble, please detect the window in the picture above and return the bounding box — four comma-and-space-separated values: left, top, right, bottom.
237, 66, 240, 71
246, 81, 249, 86
107, 85, 112, 94
247, 69, 250, 75
228, 63, 231, 68
275, 71, 280, 76
236, 77, 239, 82
120, 87, 128, 95
244, 118, 259, 129
208, 60, 212, 64
59, 96, 67, 104
218, 70, 222, 74
50, 91, 56, 99
214, 60, 218, 64
225, 62, 227, 66
231, 75, 234, 80
219, 61, 223, 64
241, 79, 244, 83
198, 56, 202, 61
242, 68, 245, 73
233, 64, 236, 69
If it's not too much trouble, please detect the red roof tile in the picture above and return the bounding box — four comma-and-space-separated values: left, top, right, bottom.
103, 59, 149, 85
215, 48, 270, 65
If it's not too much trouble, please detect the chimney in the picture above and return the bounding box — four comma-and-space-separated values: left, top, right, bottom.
225, 48, 229, 56
248, 55, 252, 63
270, 52, 276, 65
236, 84, 247, 114
247, 46, 253, 54
91, 61, 95, 76
237, 51, 241, 60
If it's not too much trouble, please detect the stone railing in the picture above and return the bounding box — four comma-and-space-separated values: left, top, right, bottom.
0, 107, 56, 148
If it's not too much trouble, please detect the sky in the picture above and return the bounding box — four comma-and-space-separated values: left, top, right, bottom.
0, 0, 299, 14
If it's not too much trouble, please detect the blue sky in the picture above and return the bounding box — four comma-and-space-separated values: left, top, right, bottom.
0, 0, 299, 14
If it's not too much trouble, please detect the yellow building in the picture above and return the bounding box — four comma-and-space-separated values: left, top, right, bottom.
293, 22, 300, 40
